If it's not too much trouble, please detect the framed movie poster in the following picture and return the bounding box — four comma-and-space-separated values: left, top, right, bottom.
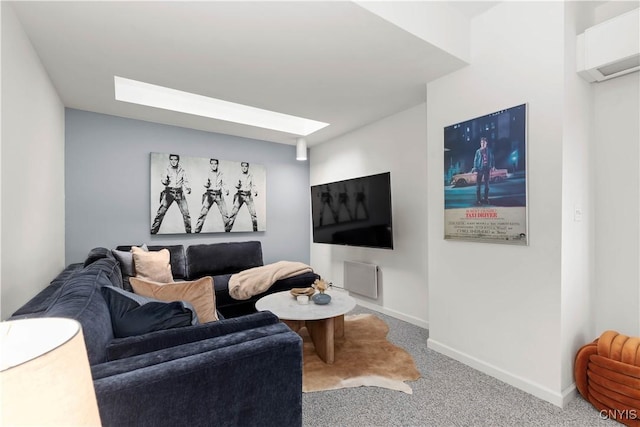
150, 153, 266, 234
444, 104, 528, 245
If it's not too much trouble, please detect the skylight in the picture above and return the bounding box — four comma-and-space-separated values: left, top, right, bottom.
114, 76, 329, 136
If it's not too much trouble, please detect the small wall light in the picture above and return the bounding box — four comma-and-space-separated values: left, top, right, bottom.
296, 137, 308, 161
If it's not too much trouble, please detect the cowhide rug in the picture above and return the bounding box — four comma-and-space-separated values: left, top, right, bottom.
300, 313, 421, 394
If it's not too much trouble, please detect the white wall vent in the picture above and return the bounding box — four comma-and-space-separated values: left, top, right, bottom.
344, 261, 378, 299
577, 8, 639, 83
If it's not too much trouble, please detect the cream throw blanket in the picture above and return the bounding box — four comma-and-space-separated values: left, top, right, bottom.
229, 261, 313, 300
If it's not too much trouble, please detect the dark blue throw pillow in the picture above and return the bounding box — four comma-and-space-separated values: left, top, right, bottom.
101, 286, 195, 338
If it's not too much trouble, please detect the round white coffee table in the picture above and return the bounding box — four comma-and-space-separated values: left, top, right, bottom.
255, 289, 356, 364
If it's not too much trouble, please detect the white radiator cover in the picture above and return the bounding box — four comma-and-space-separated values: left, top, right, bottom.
344, 261, 378, 299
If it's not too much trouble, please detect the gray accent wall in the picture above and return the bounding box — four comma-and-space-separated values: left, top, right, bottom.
65, 109, 310, 265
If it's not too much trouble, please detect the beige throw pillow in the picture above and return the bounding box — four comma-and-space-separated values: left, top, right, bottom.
130, 276, 218, 323
131, 247, 173, 283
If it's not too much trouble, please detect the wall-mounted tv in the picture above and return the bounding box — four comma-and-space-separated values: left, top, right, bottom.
310, 172, 393, 249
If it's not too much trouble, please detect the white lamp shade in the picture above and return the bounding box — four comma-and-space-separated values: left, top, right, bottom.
296, 137, 307, 161
1, 318, 102, 426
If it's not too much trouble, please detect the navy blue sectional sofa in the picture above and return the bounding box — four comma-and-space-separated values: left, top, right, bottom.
9, 241, 316, 427
115, 241, 319, 318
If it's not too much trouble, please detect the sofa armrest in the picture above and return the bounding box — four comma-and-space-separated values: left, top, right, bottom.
93, 326, 302, 427
106, 310, 280, 360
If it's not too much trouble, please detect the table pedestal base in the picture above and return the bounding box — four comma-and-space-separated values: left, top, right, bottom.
283, 315, 345, 364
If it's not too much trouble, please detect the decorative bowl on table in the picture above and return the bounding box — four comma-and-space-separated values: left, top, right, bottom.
312, 293, 332, 305
290, 287, 315, 298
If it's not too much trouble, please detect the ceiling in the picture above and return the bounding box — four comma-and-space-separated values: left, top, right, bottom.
10, 1, 498, 146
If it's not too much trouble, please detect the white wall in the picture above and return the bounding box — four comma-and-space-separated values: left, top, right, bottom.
0, 3, 3, 320
591, 0, 640, 337
310, 104, 429, 328
1, 3, 65, 319
560, 0, 596, 394
310, 1, 639, 407
355, 1, 471, 63
593, 70, 640, 336
427, 1, 567, 405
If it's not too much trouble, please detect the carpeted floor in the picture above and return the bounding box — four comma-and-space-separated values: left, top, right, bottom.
302, 305, 616, 427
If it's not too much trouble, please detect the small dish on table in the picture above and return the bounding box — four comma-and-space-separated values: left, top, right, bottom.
290, 287, 315, 298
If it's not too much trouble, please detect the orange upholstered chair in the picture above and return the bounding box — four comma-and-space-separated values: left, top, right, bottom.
575, 330, 640, 426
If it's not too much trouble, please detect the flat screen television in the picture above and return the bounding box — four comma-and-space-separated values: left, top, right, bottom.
310, 172, 393, 249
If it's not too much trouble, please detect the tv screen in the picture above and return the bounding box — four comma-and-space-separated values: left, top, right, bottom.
310, 172, 393, 249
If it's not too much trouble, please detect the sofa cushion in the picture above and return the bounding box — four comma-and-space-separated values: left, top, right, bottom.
44, 269, 114, 365
130, 276, 218, 323
11, 263, 84, 317
113, 245, 148, 292
101, 286, 195, 338
115, 244, 186, 279
148, 245, 186, 280
113, 249, 133, 276
105, 311, 280, 360
132, 247, 173, 283
186, 241, 263, 279
212, 274, 233, 293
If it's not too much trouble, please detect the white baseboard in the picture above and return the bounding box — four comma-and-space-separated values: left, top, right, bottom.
350, 296, 429, 330
561, 384, 578, 407
428, 338, 576, 408
339, 290, 579, 408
